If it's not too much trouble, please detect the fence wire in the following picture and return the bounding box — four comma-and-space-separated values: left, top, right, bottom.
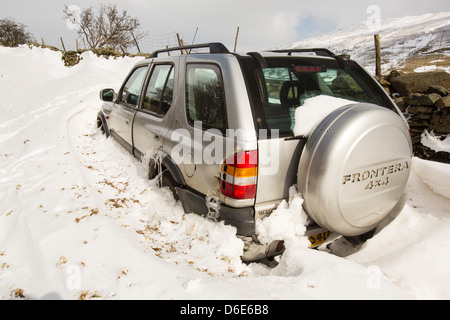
137, 31, 182, 54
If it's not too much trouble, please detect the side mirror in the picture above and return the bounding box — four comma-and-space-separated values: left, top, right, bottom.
100, 88, 116, 102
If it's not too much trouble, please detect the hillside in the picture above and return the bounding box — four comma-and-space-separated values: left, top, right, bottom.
275, 11, 450, 74
0, 42, 450, 300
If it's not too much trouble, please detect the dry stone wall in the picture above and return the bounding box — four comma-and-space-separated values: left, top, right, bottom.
378, 71, 450, 163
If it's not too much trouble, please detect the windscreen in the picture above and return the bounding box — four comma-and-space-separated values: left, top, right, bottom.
240, 57, 395, 137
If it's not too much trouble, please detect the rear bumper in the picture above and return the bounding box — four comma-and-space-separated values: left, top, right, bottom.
176, 187, 255, 237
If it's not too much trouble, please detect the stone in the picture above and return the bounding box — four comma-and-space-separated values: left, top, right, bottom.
406, 93, 441, 106
411, 113, 432, 120
408, 119, 431, 127
435, 96, 450, 109
61, 51, 82, 67
428, 151, 450, 164
407, 105, 435, 114
409, 126, 425, 134
430, 108, 450, 134
378, 77, 391, 87
391, 71, 450, 96
411, 135, 422, 144
427, 85, 449, 97
386, 70, 404, 83
394, 97, 407, 113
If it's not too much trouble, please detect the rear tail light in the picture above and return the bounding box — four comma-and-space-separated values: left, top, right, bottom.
276, 240, 285, 252
220, 151, 258, 200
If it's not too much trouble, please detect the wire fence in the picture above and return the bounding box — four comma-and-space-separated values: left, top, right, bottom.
137, 31, 181, 54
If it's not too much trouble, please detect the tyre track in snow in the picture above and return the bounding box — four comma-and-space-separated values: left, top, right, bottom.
65, 105, 247, 278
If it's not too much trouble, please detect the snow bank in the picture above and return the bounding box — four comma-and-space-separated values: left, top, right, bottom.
293, 95, 356, 136
412, 157, 450, 199
349, 157, 450, 298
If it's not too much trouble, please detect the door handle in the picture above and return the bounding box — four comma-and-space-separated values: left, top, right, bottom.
153, 134, 160, 141
125, 119, 130, 125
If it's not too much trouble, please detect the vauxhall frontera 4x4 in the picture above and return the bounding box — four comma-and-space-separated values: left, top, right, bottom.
97, 43, 412, 261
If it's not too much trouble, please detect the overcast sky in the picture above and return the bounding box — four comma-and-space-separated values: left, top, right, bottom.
1, 0, 449, 52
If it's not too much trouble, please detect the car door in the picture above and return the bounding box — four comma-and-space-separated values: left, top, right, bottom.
133, 62, 176, 160
176, 63, 228, 197
109, 64, 149, 153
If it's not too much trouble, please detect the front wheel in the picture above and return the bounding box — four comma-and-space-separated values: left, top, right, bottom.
96, 117, 109, 137
96, 111, 110, 138
160, 170, 180, 201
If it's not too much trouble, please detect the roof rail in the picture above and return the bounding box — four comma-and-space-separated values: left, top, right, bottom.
268, 48, 336, 57
268, 48, 350, 69
149, 42, 230, 58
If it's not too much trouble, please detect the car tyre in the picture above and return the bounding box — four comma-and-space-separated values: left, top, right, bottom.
97, 116, 109, 137
160, 170, 180, 201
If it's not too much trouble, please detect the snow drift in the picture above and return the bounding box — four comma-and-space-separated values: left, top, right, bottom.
1, 45, 450, 300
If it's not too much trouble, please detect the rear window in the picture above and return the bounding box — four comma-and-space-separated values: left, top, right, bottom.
240, 57, 394, 137
186, 64, 227, 133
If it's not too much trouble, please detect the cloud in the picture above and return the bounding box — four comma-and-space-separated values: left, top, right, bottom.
123, 0, 307, 51
1, 0, 448, 52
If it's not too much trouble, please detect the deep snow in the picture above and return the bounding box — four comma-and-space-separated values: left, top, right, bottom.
0, 45, 449, 300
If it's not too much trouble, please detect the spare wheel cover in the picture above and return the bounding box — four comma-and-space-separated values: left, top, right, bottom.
297, 103, 412, 236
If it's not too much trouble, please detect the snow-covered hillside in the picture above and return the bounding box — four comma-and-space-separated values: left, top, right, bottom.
1, 45, 450, 300
275, 11, 450, 74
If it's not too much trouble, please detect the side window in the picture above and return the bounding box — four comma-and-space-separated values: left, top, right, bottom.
142, 64, 174, 116
119, 66, 148, 106
186, 64, 226, 132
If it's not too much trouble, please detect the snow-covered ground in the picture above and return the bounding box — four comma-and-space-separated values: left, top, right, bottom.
1, 45, 450, 300
275, 11, 450, 74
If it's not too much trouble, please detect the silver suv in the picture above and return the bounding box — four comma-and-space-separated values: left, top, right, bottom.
97, 43, 412, 261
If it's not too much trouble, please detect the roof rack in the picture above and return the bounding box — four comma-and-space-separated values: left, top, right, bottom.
268, 48, 336, 57
267, 48, 350, 69
149, 42, 230, 58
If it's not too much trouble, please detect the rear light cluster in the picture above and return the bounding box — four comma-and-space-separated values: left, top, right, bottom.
220, 151, 258, 200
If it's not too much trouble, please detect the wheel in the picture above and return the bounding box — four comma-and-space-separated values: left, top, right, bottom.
148, 158, 159, 180
97, 117, 105, 133
160, 170, 180, 201
97, 117, 109, 137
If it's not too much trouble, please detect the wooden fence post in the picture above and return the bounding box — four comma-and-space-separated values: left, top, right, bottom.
131, 32, 141, 53
374, 34, 381, 77
176, 33, 184, 55
180, 38, 189, 54
234, 26, 240, 52
60, 37, 66, 53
